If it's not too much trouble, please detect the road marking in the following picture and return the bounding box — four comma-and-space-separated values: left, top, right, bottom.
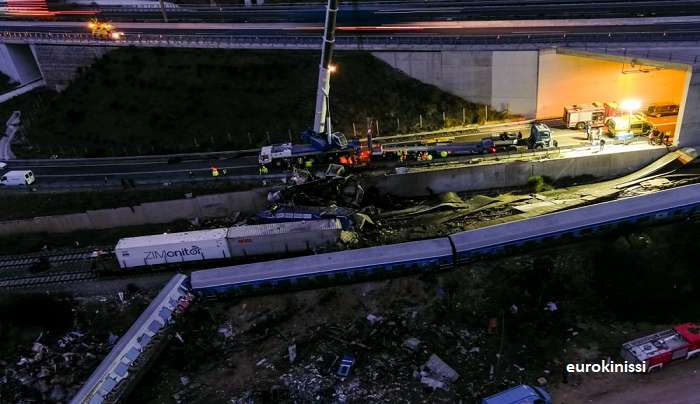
37, 164, 259, 177
8, 157, 254, 169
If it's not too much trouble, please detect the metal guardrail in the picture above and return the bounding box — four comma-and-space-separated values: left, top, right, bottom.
3, 31, 700, 55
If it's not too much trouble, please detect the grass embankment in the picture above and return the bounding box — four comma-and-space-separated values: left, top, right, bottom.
15, 49, 504, 157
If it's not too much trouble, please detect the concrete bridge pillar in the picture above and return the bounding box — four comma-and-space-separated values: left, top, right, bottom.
678, 65, 700, 147
0, 44, 42, 85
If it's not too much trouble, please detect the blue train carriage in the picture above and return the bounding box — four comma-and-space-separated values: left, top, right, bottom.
70, 274, 193, 404
190, 238, 454, 297
449, 183, 700, 265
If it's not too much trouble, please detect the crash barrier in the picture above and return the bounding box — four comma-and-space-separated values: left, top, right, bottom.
3, 31, 700, 54
0, 187, 273, 236
375, 146, 670, 197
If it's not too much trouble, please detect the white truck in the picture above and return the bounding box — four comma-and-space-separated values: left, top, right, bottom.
0, 170, 35, 186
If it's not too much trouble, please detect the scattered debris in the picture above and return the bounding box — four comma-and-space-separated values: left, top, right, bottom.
288, 344, 297, 364
402, 338, 421, 352
340, 231, 359, 244
420, 376, 446, 390
218, 323, 234, 339
423, 354, 460, 383
366, 313, 385, 325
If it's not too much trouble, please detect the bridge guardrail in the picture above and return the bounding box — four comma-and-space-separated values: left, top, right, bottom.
1, 30, 700, 61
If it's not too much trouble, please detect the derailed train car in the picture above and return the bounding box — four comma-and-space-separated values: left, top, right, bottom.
191, 238, 454, 296
115, 219, 342, 269
74, 185, 700, 403
188, 183, 700, 297
449, 182, 700, 264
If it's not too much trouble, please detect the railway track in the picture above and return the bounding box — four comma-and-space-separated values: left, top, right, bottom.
0, 248, 108, 271
0, 270, 98, 289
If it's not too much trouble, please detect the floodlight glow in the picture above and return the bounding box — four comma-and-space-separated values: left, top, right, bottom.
620, 99, 641, 112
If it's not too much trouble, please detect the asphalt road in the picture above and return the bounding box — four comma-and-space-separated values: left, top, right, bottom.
552, 359, 700, 404
0, 122, 655, 188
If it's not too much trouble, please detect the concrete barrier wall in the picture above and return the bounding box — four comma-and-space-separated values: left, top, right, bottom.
372, 148, 667, 197
0, 187, 271, 236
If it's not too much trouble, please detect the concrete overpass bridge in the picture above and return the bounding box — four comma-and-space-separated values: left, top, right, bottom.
1, 17, 700, 146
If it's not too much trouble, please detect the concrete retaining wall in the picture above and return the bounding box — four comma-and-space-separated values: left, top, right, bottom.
0, 187, 271, 236
371, 148, 667, 197
372, 50, 539, 117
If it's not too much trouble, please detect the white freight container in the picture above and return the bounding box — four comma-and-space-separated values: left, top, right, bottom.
116, 228, 230, 269
226, 219, 342, 257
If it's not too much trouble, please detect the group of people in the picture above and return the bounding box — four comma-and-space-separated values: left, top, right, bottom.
396, 150, 449, 162
584, 121, 602, 142
648, 129, 671, 146
584, 121, 606, 152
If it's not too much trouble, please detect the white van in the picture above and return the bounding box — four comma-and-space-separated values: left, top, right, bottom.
0, 170, 35, 186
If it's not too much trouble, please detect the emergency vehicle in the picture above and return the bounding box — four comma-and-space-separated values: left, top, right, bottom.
621, 323, 700, 372
563, 102, 606, 129
88, 20, 123, 40
605, 113, 652, 137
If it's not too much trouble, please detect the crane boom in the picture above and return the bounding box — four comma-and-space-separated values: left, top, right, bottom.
312, 0, 339, 142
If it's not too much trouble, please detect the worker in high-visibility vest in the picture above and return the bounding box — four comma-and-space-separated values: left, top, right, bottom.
304, 159, 313, 169
259, 165, 269, 175
211, 167, 219, 177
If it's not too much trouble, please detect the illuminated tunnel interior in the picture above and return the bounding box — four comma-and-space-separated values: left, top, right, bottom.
536, 49, 689, 146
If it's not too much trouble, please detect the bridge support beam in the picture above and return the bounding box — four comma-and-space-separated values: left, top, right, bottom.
678, 65, 700, 147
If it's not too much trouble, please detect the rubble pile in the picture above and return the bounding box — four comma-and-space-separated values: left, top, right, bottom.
165, 270, 572, 404
0, 289, 154, 404
0, 330, 109, 403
